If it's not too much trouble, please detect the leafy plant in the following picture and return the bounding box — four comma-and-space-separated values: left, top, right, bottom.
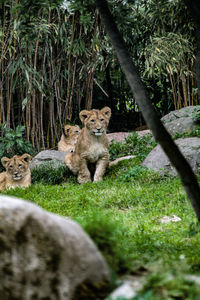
139, 271, 200, 300
0, 124, 36, 172
109, 132, 157, 161
192, 106, 200, 124
119, 165, 148, 182
173, 126, 200, 139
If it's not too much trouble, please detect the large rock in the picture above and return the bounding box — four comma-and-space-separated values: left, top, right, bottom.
107, 130, 151, 144
30, 149, 135, 171
107, 132, 131, 144
30, 150, 66, 169
0, 195, 110, 299
161, 106, 200, 136
142, 137, 200, 176
161, 106, 199, 123
163, 117, 195, 136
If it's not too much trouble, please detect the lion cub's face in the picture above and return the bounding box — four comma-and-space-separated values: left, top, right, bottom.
79, 106, 111, 137
64, 125, 80, 140
1, 154, 31, 181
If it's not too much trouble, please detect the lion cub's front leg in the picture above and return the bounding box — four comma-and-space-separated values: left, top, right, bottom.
93, 152, 109, 182
77, 155, 91, 184
0, 172, 6, 191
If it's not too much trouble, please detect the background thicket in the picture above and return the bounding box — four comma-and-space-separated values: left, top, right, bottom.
0, 0, 199, 151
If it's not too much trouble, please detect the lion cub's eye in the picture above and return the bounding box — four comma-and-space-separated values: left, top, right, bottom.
18, 164, 23, 168
100, 118, 104, 122
9, 165, 13, 169
90, 119, 95, 123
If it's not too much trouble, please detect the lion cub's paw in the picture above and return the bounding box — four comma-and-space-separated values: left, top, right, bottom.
77, 174, 92, 184
93, 175, 103, 182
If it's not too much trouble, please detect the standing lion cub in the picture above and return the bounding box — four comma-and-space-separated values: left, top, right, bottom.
0, 154, 31, 191
58, 125, 80, 152
64, 106, 111, 184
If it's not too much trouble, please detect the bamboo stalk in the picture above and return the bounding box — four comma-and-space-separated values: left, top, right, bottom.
31, 39, 40, 148
181, 74, 188, 107
187, 75, 191, 106
169, 71, 177, 110
65, 13, 75, 120
68, 56, 78, 119
177, 73, 182, 109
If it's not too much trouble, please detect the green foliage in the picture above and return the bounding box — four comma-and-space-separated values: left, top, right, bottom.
109, 132, 157, 161
134, 0, 196, 113
31, 163, 75, 185
142, 31, 195, 111
192, 106, 200, 124
0, 124, 36, 172
143, 32, 194, 79
173, 126, 200, 139
118, 165, 149, 182
1, 0, 197, 153
80, 211, 135, 273
139, 270, 200, 299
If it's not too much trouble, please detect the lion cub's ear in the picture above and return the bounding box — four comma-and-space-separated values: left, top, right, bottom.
21, 154, 31, 164
1, 157, 10, 168
79, 110, 90, 124
64, 125, 71, 137
101, 106, 111, 120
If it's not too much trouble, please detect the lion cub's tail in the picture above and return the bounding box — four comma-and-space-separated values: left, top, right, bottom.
109, 155, 135, 167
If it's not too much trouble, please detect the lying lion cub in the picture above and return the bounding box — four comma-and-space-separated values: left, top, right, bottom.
65, 106, 111, 184
0, 154, 31, 191
58, 125, 80, 152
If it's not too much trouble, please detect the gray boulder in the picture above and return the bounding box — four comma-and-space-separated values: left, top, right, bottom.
30, 150, 66, 169
142, 137, 200, 176
0, 195, 110, 300
30, 150, 135, 171
161, 106, 198, 123
161, 106, 200, 136
163, 117, 195, 136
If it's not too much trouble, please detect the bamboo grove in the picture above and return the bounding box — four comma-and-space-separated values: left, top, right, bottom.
0, 1, 110, 150
0, 0, 199, 151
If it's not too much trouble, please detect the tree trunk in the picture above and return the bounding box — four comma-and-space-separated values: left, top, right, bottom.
95, 0, 200, 221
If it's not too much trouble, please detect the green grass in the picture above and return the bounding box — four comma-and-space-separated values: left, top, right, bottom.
1, 132, 200, 298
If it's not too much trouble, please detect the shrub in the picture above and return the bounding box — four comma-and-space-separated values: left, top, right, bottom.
192, 106, 200, 124
0, 124, 36, 172
140, 271, 200, 300
109, 132, 157, 161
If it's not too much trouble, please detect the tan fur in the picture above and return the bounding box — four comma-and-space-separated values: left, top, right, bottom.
58, 125, 80, 152
109, 155, 135, 167
65, 107, 111, 184
0, 154, 31, 191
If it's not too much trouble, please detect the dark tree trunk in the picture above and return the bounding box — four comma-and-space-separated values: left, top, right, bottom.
95, 0, 200, 221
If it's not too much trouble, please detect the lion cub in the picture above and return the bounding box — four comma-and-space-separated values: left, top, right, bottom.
58, 125, 80, 152
64, 107, 111, 184
0, 154, 31, 191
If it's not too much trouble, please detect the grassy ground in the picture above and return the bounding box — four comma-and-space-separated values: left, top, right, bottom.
1, 133, 200, 299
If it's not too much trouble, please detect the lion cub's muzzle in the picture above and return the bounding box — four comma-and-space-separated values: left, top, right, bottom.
93, 128, 104, 136
13, 172, 22, 181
